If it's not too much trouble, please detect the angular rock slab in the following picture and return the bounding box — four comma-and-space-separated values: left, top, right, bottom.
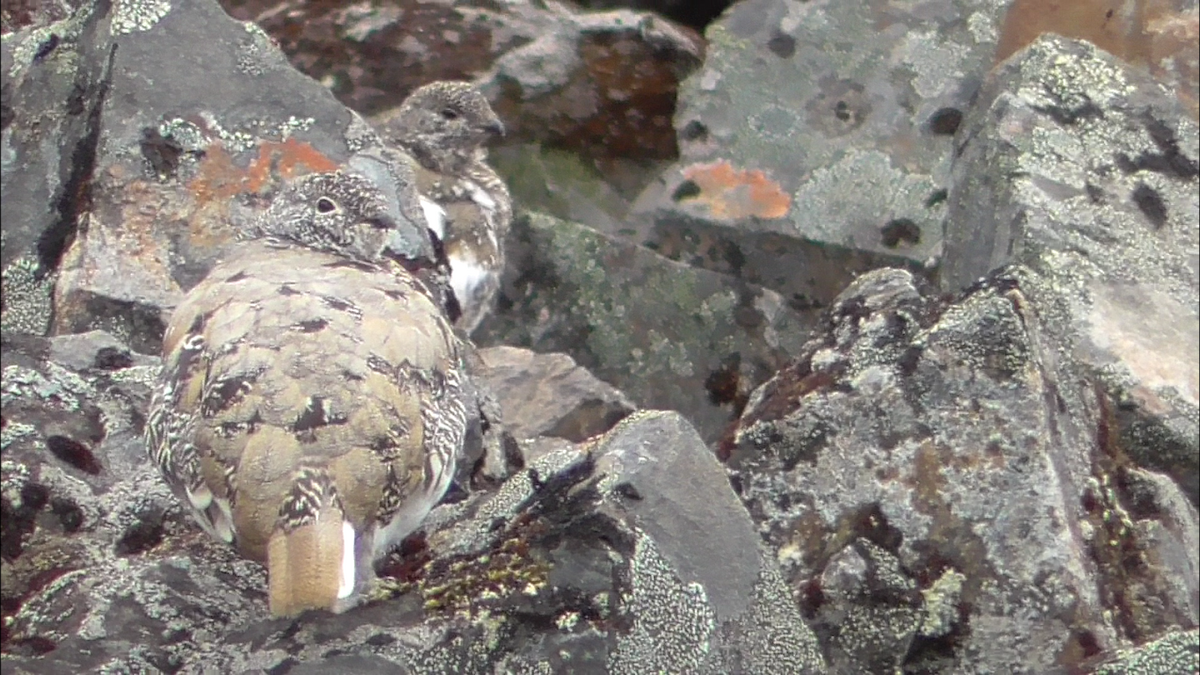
7, 410, 826, 674
628, 0, 1014, 300
728, 267, 1199, 673
944, 35, 1200, 504
2, 0, 391, 352
473, 345, 635, 442
475, 211, 812, 443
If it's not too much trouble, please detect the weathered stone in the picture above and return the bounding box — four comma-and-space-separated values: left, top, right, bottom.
221, 0, 702, 178
475, 211, 811, 443
727, 266, 1199, 672
944, 35, 1200, 504
2, 0, 399, 352
6, 404, 826, 673
627, 0, 1012, 305
473, 345, 635, 442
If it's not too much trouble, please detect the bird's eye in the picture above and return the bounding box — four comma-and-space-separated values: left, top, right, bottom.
316, 197, 338, 214
440, 108, 459, 121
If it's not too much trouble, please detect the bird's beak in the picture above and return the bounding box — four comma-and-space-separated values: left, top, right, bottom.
484, 118, 505, 138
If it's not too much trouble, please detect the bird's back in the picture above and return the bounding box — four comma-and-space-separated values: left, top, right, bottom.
148, 241, 465, 614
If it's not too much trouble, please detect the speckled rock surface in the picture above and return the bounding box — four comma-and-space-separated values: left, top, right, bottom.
2, 0, 394, 353
474, 210, 811, 444
3, 374, 828, 673
473, 345, 636, 442
944, 35, 1200, 505
626, 0, 1013, 308
221, 0, 703, 183
726, 266, 1199, 673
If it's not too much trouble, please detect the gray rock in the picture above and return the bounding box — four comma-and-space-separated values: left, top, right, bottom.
2, 5, 112, 280
3, 0, 394, 352
473, 345, 635, 442
7, 397, 825, 673
475, 211, 811, 443
627, 0, 1012, 304
1089, 628, 1200, 675
944, 35, 1200, 504
727, 266, 1200, 672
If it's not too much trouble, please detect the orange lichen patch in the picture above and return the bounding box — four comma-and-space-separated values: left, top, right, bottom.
189, 137, 339, 204
679, 160, 792, 220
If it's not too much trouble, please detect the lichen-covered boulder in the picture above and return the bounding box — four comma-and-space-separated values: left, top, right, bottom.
2, 0, 391, 353
726, 267, 1199, 672
944, 35, 1200, 505
475, 211, 811, 443
627, 0, 1016, 307
5, 383, 828, 672
473, 345, 635, 442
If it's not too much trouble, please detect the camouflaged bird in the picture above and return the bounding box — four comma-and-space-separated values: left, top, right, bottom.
373, 80, 512, 335
145, 164, 470, 617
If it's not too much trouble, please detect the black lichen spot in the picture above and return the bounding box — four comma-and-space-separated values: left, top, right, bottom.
9, 636, 57, 656
680, 120, 708, 143
1085, 182, 1104, 204
364, 634, 395, 647
705, 353, 745, 409
115, 516, 164, 555
1117, 113, 1200, 179
613, 482, 643, 501
928, 107, 963, 135
834, 100, 852, 121
880, 219, 921, 248
924, 189, 948, 208
93, 345, 133, 370
898, 345, 923, 376
50, 497, 84, 533
277, 284, 302, 296
1032, 95, 1103, 125
139, 126, 184, 179
1131, 183, 1167, 228
224, 270, 249, 283
767, 32, 796, 58
265, 657, 298, 675
295, 318, 328, 333
672, 179, 702, 202
46, 436, 102, 475
33, 33, 60, 62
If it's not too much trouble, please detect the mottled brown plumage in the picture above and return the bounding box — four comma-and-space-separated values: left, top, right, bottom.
145, 167, 469, 617
374, 81, 512, 335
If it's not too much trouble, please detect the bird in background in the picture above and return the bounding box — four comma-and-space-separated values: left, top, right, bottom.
373, 80, 512, 336
145, 157, 471, 617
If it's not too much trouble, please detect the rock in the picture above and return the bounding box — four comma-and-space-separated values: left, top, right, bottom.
996, 0, 1200, 119
473, 345, 635, 442
726, 267, 1200, 672
221, 0, 703, 177
944, 35, 1200, 505
5, 402, 827, 673
475, 211, 811, 443
1086, 627, 1200, 675
626, 0, 1013, 305
0, 0, 80, 34
0, 330, 186, 657
2, 0, 393, 352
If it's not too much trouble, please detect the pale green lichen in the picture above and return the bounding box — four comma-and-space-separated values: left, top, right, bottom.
0, 256, 54, 336
111, 0, 172, 35
607, 532, 716, 674
919, 568, 965, 638
0, 422, 38, 451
